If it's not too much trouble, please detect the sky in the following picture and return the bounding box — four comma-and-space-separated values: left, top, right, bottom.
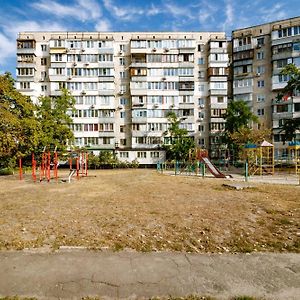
1, 0, 300, 75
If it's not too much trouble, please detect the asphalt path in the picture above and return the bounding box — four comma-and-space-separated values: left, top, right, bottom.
0, 249, 299, 299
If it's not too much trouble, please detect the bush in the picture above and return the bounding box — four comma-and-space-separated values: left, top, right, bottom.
0, 168, 14, 175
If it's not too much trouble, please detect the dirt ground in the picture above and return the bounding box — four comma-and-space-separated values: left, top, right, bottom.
0, 169, 299, 253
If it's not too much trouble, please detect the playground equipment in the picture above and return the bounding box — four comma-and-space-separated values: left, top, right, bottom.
68, 151, 88, 179
195, 149, 228, 178
156, 148, 230, 178
244, 140, 274, 176
18, 149, 88, 183
288, 141, 300, 174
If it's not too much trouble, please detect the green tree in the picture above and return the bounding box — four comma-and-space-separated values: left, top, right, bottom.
163, 112, 195, 161
36, 88, 75, 152
0, 73, 40, 168
276, 64, 300, 143
223, 100, 259, 159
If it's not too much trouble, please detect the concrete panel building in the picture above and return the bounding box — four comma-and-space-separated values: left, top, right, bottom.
16, 31, 229, 164
232, 16, 300, 158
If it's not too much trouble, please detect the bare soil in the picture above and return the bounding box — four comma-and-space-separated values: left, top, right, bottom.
0, 169, 299, 253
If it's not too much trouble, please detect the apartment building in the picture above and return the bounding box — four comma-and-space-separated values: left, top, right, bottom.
232, 16, 300, 158
16, 31, 229, 164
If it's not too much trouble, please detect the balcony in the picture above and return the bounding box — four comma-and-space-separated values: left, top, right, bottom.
49, 48, 67, 54
132, 117, 147, 123
233, 44, 254, 52
209, 89, 228, 96
98, 75, 114, 82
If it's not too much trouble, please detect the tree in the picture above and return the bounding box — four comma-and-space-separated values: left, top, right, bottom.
276, 64, 300, 143
36, 89, 75, 152
0, 73, 40, 168
223, 100, 259, 159
223, 100, 258, 134
163, 112, 195, 161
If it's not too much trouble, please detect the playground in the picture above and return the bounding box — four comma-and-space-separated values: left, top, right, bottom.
0, 168, 299, 253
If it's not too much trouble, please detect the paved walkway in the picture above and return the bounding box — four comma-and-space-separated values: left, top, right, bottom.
0, 250, 299, 299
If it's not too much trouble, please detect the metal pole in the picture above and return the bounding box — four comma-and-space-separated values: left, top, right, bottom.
19, 158, 23, 180
245, 160, 249, 182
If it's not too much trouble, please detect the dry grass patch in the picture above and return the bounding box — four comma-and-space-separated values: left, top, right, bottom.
0, 169, 299, 253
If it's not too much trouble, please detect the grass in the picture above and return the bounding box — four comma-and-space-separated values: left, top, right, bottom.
0, 169, 299, 253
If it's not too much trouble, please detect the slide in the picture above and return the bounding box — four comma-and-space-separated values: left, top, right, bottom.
201, 157, 227, 178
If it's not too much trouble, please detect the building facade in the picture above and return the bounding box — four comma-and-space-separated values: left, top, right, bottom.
16, 31, 229, 164
232, 16, 300, 158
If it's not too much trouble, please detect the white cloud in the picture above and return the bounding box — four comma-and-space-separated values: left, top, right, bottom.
223, 0, 234, 31
0, 20, 65, 70
0, 32, 15, 62
95, 19, 112, 31
259, 3, 287, 23
31, 0, 102, 22
198, 1, 219, 28
163, 1, 195, 20
103, 0, 144, 21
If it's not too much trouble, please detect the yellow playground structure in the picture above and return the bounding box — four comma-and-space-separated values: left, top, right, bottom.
288, 141, 300, 175
244, 140, 275, 176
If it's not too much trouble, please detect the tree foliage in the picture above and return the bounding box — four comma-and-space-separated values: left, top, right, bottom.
223, 100, 260, 159
223, 100, 258, 134
0, 74, 76, 169
0, 73, 40, 168
35, 88, 75, 152
163, 112, 195, 161
277, 64, 300, 143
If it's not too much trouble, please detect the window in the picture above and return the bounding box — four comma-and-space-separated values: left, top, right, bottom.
102, 137, 112, 145
41, 58, 47, 65
150, 152, 159, 158
120, 139, 126, 146
120, 71, 126, 78
257, 37, 264, 46
20, 82, 30, 89
217, 96, 224, 103
257, 94, 265, 102
257, 108, 264, 116
120, 111, 126, 118
198, 98, 205, 105
54, 54, 63, 62
198, 58, 205, 64
257, 80, 264, 88
119, 58, 125, 66
137, 152, 147, 158
257, 51, 264, 60
41, 44, 47, 51
41, 85, 47, 92
257, 65, 265, 74
120, 98, 127, 105
120, 152, 129, 158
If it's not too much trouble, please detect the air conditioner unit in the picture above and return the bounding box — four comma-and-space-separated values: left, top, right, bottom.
198, 117, 204, 122
152, 48, 157, 52
154, 104, 159, 108
81, 49, 85, 52
119, 50, 123, 55
161, 77, 166, 81
119, 91, 124, 95
67, 76, 72, 80
118, 105, 123, 109
199, 104, 205, 109
164, 48, 169, 52
85, 63, 89, 66
73, 63, 77, 66
256, 73, 261, 77
81, 90, 86, 95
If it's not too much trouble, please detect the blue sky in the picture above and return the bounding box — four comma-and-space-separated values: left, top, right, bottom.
1, 0, 300, 75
